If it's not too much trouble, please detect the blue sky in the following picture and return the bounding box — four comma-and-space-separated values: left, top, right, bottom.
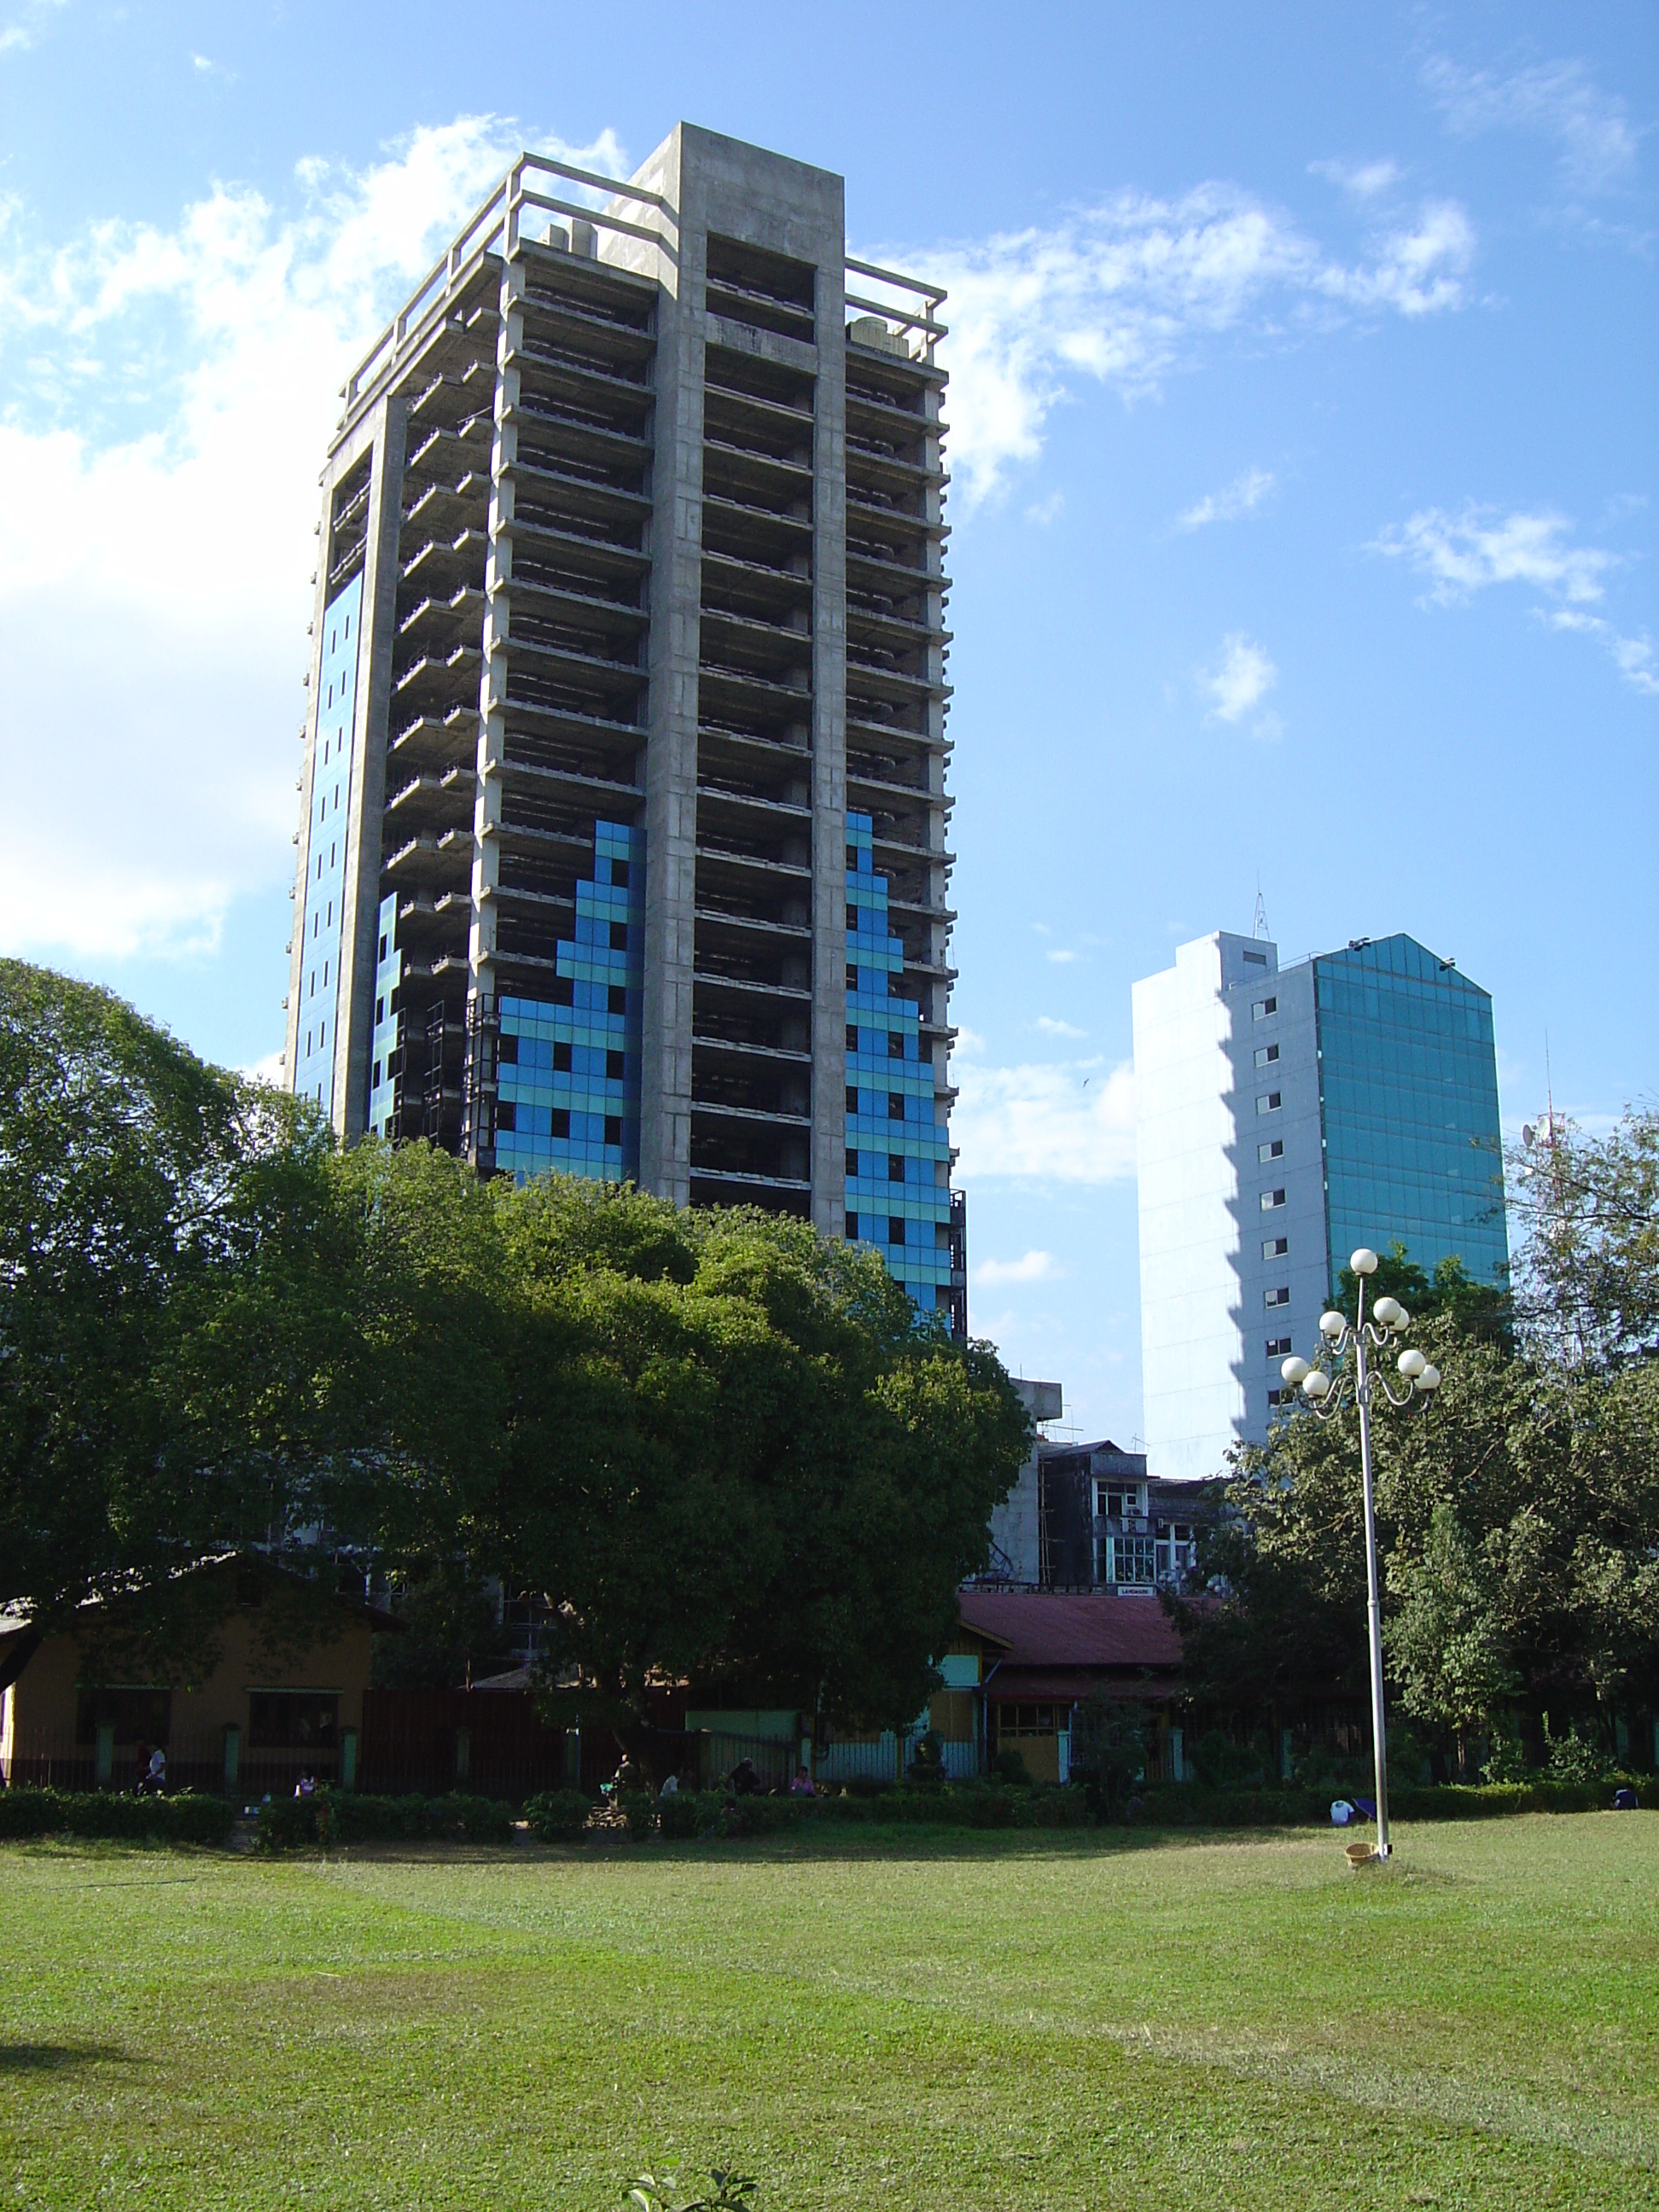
1, 3, 1653, 1444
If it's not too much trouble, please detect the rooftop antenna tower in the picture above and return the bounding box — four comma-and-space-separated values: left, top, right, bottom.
1253, 878, 1270, 940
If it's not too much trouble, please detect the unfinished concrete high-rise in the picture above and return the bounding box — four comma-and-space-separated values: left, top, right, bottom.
283, 124, 963, 1327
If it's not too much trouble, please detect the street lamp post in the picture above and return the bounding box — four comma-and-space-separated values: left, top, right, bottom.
1278, 1247, 1441, 1861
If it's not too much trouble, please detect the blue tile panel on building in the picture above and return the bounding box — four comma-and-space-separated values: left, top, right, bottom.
1314, 934, 1509, 1295
493, 820, 645, 1184
844, 811, 952, 1312
365, 894, 401, 1140
294, 575, 363, 1116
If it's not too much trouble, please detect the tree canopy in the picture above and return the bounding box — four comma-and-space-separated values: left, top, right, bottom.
1173, 1110, 1659, 1762
0, 963, 1030, 1729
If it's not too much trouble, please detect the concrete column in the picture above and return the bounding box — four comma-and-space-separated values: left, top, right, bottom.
633, 130, 700, 1207
471, 263, 524, 998
809, 241, 849, 1237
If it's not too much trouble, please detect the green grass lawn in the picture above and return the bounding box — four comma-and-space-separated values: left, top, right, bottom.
2, 1813, 1655, 2209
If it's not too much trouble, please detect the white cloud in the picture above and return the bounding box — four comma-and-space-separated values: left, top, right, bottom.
1199, 633, 1278, 725
1371, 505, 1618, 608
240, 1048, 288, 1086
953, 1052, 1137, 1185
886, 184, 1474, 502
1374, 504, 1654, 697
1176, 466, 1275, 531
1425, 55, 1638, 192
1025, 489, 1065, 526
1034, 1016, 1086, 1039
1310, 158, 1404, 200
1045, 948, 1080, 965
0, 117, 626, 962
973, 1249, 1059, 1289
0, 0, 66, 55
1539, 610, 1659, 696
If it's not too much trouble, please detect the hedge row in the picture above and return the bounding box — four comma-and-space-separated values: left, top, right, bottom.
0, 1789, 236, 1844
1132, 1776, 1645, 1828
254, 1790, 515, 1851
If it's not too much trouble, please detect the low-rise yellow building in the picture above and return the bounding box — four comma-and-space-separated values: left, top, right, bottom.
0, 1557, 395, 1797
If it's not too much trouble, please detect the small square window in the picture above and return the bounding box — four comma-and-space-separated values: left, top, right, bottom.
1243, 950, 1267, 967
553, 976, 574, 1007
1265, 1286, 1289, 1308
888, 1217, 906, 1247
1254, 1044, 1279, 1067
604, 1115, 622, 1145
846, 1025, 859, 1052
888, 1091, 905, 1120
845, 1213, 859, 1239
845, 1086, 859, 1114
845, 845, 859, 870
611, 859, 630, 888
554, 1042, 572, 1073
378, 934, 387, 961
846, 963, 859, 991
1253, 995, 1278, 1020
1266, 1335, 1292, 1359
375, 997, 384, 1024
608, 984, 627, 1016
606, 1049, 625, 1080
846, 905, 859, 932
551, 1109, 570, 1139
496, 1100, 516, 1132
1256, 1091, 1281, 1115
498, 1034, 518, 1065
1262, 1236, 1289, 1258
1266, 1387, 1284, 1407
1259, 1140, 1284, 1163
608, 921, 628, 951
887, 1153, 903, 1182
888, 1033, 904, 1059
846, 1149, 859, 1178
372, 1059, 381, 1087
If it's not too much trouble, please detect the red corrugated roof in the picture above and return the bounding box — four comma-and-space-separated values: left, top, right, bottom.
957, 1589, 1185, 1671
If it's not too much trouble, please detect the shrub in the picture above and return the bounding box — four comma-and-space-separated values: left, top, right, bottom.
993, 1749, 1031, 1787
1481, 1727, 1530, 1784
523, 1789, 594, 1842
255, 1790, 515, 1852
1543, 1719, 1605, 1785
619, 1789, 657, 1841
657, 1791, 701, 1841
0, 1790, 235, 1845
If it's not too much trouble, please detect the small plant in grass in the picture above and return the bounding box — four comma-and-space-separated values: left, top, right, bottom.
625, 2168, 756, 2211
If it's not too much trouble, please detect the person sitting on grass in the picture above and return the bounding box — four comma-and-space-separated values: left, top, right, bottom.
136, 1746, 166, 1797
789, 1765, 816, 1797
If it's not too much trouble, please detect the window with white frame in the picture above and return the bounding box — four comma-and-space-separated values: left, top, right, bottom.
1099, 1534, 1156, 1586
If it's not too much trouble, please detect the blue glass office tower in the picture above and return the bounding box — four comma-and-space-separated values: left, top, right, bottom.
1315, 935, 1507, 1295
1135, 929, 1507, 1481
284, 127, 963, 1331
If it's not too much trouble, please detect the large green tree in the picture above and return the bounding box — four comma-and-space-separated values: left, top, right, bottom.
488, 1188, 1030, 1732
1, 964, 1030, 1726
